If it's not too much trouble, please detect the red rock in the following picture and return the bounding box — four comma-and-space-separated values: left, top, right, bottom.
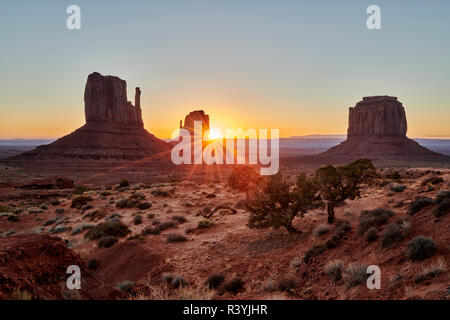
180, 110, 210, 135
322, 96, 449, 161
6, 73, 170, 162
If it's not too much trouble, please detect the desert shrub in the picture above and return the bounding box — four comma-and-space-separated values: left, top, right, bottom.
380, 223, 403, 248
49, 225, 68, 234
227, 166, 261, 192
433, 198, 450, 218
358, 208, 394, 234
313, 223, 330, 237
147, 213, 155, 219
52, 200, 61, 206
325, 235, 339, 249
133, 215, 143, 225
119, 179, 130, 188
151, 189, 169, 197
55, 208, 64, 214
197, 219, 214, 229
7, 215, 19, 222
334, 220, 351, 239
275, 276, 298, 292
88, 259, 98, 270
172, 215, 187, 224
218, 278, 244, 295
205, 274, 225, 289
71, 223, 94, 235
247, 173, 322, 233
422, 176, 444, 186
435, 190, 450, 203
406, 236, 436, 261
11, 289, 32, 300
116, 194, 145, 209
116, 280, 134, 293
408, 197, 433, 215
158, 221, 177, 231
390, 183, 406, 193
343, 263, 368, 287
71, 196, 93, 208
171, 275, 189, 289
85, 221, 130, 240
385, 171, 401, 181
98, 236, 118, 248
314, 159, 377, 223
413, 258, 446, 283
137, 202, 151, 210
365, 227, 378, 242
324, 260, 344, 284
166, 233, 187, 243
0, 205, 10, 213
73, 185, 91, 195
303, 243, 326, 263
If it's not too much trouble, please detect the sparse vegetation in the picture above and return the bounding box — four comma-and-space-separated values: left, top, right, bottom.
343, 263, 368, 287
73, 185, 91, 195
71, 196, 93, 208
227, 166, 261, 192
133, 215, 143, 225
116, 280, 134, 293
303, 243, 326, 263
408, 197, 433, 215
413, 258, 446, 283
98, 236, 118, 248
85, 221, 130, 240
313, 223, 330, 237
166, 233, 187, 243
137, 202, 151, 210
358, 208, 394, 234
390, 183, 406, 193
314, 159, 377, 224
197, 219, 214, 229
119, 179, 130, 188
324, 259, 344, 284
172, 215, 187, 224
205, 274, 225, 289
365, 227, 378, 242
246, 173, 321, 234
218, 278, 244, 295
380, 223, 404, 248
406, 236, 436, 261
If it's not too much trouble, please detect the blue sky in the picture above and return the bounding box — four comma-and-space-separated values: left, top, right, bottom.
0, 0, 449, 138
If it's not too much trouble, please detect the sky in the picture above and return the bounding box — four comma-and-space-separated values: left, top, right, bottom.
0, 0, 449, 139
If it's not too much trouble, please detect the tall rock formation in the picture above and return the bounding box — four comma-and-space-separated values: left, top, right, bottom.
322, 96, 448, 161
180, 110, 210, 135
8, 72, 170, 162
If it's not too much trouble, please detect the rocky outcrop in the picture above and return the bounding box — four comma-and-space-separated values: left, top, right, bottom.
7, 72, 170, 162
84, 72, 143, 127
180, 110, 210, 134
321, 96, 449, 162
348, 96, 407, 138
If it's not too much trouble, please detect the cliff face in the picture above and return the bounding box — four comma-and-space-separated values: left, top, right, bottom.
84, 72, 143, 127
347, 96, 407, 138
321, 96, 448, 162
8, 72, 169, 162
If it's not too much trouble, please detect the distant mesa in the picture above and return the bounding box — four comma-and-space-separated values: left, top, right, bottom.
321, 96, 449, 161
179, 110, 210, 135
8, 72, 170, 162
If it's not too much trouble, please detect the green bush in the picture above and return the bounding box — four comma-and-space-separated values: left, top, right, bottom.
406, 236, 436, 261
218, 278, 244, 295
197, 219, 214, 229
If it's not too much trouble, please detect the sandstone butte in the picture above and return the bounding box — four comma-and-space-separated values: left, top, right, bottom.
7, 72, 170, 162
321, 96, 450, 162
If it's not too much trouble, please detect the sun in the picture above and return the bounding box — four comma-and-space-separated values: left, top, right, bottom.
208, 127, 223, 140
